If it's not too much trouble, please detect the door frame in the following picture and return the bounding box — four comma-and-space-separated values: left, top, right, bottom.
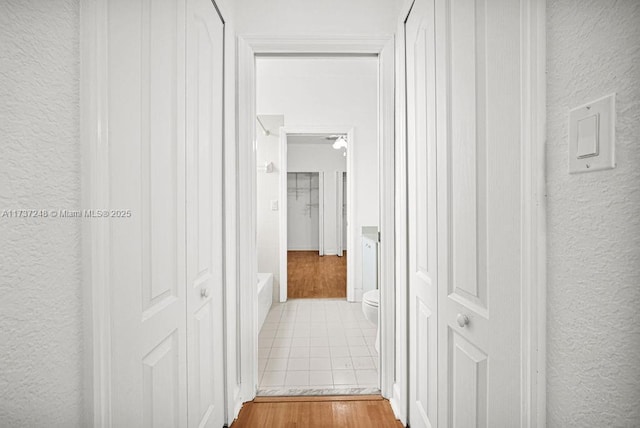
393, 0, 547, 425
237, 35, 396, 403
336, 170, 346, 257
279, 128, 354, 303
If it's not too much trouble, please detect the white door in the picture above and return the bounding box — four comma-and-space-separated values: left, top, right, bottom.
435, 0, 522, 425
107, 0, 226, 425
108, 0, 188, 426
406, 0, 438, 426
406, 0, 524, 426
186, 0, 225, 426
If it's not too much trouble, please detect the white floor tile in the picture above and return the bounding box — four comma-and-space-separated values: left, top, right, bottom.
355, 369, 378, 386
309, 337, 329, 347
351, 356, 375, 369
292, 329, 311, 338
347, 336, 366, 347
261, 371, 286, 387
364, 335, 377, 347
265, 358, 288, 372
349, 346, 370, 357
309, 370, 333, 386
269, 347, 290, 359
328, 336, 348, 347
309, 347, 330, 358
332, 370, 356, 385
309, 326, 327, 337
291, 337, 310, 347
285, 371, 310, 387
329, 346, 350, 357
288, 358, 310, 371
331, 357, 353, 370
260, 299, 381, 392
289, 347, 310, 358
309, 357, 332, 370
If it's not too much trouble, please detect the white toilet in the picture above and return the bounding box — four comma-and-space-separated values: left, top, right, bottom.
362, 289, 380, 353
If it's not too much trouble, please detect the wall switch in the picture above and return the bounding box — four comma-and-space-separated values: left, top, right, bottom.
270, 200, 279, 211
568, 93, 616, 173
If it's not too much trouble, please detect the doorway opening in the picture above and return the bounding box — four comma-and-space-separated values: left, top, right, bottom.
254, 56, 381, 396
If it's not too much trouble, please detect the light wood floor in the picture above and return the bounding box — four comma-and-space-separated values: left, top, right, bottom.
230, 395, 403, 427
287, 251, 346, 298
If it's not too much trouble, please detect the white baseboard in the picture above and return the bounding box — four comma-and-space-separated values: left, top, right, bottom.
390, 383, 406, 426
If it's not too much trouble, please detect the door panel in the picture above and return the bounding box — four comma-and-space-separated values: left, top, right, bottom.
406, 0, 438, 426
142, 332, 181, 428
108, 0, 188, 426
447, 0, 488, 315
450, 330, 488, 428
186, 0, 225, 426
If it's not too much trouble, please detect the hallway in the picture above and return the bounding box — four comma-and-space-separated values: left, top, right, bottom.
3, 0, 640, 426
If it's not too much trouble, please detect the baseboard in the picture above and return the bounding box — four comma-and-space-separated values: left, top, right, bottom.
390, 383, 406, 425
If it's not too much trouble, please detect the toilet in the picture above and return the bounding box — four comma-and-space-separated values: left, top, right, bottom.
362, 289, 380, 353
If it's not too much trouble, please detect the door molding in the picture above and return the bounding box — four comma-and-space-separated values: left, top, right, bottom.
80, 0, 111, 425
520, 0, 547, 426
278, 127, 355, 303
237, 35, 396, 402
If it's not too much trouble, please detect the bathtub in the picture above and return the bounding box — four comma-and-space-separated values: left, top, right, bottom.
257, 273, 273, 333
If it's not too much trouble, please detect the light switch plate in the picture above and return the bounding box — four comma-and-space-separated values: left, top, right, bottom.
568, 93, 616, 173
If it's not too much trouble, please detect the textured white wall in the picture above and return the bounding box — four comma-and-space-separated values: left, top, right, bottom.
546, 1, 640, 426
0, 0, 83, 427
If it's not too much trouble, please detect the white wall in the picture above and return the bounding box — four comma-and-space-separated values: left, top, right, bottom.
256, 57, 379, 300
0, 1, 83, 426
288, 141, 347, 253
546, 1, 640, 426
234, 0, 402, 36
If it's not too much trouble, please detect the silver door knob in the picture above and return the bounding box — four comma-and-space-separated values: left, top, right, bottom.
200, 288, 209, 299
456, 314, 469, 328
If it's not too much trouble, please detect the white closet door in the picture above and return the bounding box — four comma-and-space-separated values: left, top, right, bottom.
108, 0, 188, 426
406, 0, 524, 425
185, 0, 225, 426
406, 0, 439, 426
435, 0, 523, 425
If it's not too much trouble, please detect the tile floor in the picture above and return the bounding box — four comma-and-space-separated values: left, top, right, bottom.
257, 298, 379, 395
